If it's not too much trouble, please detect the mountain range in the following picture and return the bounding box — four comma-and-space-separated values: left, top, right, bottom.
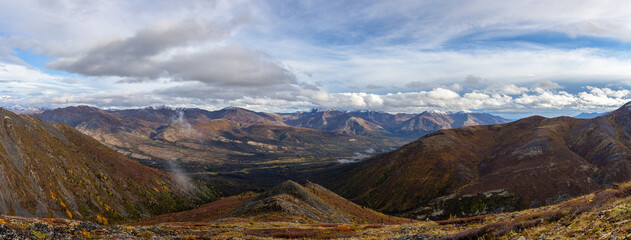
34, 106, 404, 165
0, 108, 205, 223
282, 109, 507, 139
330, 102, 631, 220
33, 106, 506, 163
31, 106, 507, 196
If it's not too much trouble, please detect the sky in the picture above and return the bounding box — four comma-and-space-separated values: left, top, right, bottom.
1, 1, 631, 118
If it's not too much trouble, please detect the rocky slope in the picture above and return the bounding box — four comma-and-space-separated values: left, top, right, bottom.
0, 108, 199, 223
331, 102, 631, 220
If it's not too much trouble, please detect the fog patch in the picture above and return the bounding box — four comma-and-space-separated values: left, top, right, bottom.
337, 148, 378, 164
166, 160, 193, 192
169, 110, 201, 138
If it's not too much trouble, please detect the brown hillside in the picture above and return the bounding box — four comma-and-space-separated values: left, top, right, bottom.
331, 103, 631, 220
0, 108, 197, 223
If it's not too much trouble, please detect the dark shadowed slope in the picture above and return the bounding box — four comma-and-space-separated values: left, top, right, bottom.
0, 108, 200, 223
133, 192, 258, 225
331, 102, 631, 220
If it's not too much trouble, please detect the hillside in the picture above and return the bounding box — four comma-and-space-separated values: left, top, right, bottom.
133, 192, 259, 225
219, 180, 411, 224
4, 181, 631, 239
0, 108, 201, 223
136, 180, 411, 226
331, 102, 631, 220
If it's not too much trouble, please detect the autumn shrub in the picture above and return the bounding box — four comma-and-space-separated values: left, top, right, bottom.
138, 231, 154, 239
180, 235, 196, 240
437, 215, 487, 225
441, 227, 485, 240
363, 224, 385, 229
444, 183, 631, 239
245, 228, 320, 238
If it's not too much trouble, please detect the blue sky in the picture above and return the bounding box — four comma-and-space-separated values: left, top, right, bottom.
1, 0, 631, 118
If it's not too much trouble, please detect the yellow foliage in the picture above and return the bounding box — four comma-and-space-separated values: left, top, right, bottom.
181, 235, 196, 240
0, 219, 5, 225
66, 209, 73, 219
96, 215, 109, 225
139, 231, 154, 238
153, 187, 160, 192
74, 230, 90, 238
50, 190, 57, 201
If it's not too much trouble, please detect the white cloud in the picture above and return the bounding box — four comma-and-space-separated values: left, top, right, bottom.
486, 84, 529, 95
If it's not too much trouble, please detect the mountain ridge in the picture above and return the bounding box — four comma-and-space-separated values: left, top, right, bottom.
330, 101, 631, 220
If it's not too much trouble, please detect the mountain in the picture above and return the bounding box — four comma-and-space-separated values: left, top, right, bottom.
283, 110, 391, 137
330, 102, 631, 220
284, 110, 508, 139
220, 180, 410, 224
573, 111, 608, 119
36, 106, 403, 165
0, 108, 201, 223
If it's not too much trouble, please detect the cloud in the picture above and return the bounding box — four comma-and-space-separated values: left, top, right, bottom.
533, 80, 563, 90
162, 44, 297, 87
47, 18, 230, 78
465, 75, 482, 84
366, 84, 384, 89
3, 60, 631, 117
486, 83, 529, 95
46, 17, 298, 92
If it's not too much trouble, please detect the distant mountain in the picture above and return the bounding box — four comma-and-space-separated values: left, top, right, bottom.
283, 110, 390, 137
330, 101, 631, 220
220, 180, 410, 224
2, 106, 46, 115
283, 110, 508, 139
573, 112, 608, 119
0, 108, 200, 223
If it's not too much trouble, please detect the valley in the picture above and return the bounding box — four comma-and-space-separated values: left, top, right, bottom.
33, 106, 506, 198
